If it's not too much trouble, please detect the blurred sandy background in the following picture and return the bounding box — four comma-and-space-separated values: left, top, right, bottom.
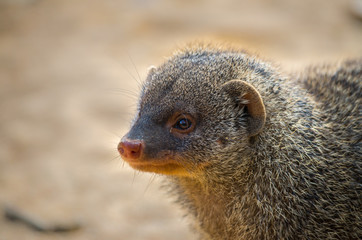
0, 0, 361, 239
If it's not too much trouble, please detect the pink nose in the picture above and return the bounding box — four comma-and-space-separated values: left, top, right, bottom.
118, 138, 143, 161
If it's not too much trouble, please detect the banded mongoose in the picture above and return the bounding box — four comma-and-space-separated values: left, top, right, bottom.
118, 43, 361, 240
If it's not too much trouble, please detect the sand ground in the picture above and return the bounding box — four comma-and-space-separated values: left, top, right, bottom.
0, 0, 361, 239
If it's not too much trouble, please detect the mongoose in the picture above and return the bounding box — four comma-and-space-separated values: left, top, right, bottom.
118, 43, 361, 240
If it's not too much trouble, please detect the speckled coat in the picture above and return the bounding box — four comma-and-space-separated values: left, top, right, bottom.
131, 43, 361, 240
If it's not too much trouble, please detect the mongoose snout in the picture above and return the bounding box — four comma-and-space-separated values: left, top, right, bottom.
119, 110, 198, 176
118, 139, 143, 161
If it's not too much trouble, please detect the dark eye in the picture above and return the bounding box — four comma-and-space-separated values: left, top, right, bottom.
174, 118, 192, 130
168, 114, 196, 136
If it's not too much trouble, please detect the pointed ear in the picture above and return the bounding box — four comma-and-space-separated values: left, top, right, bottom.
221, 79, 266, 136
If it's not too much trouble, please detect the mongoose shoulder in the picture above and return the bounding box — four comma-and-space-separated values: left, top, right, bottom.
118, 43, 361, 240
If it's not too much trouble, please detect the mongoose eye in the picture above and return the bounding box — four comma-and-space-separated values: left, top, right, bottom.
168, 113, 196, 136
174, 118, 192, 130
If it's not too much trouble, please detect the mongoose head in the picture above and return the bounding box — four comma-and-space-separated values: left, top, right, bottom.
118, 46, 269, 177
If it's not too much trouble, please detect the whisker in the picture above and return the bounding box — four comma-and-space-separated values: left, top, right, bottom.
111, 154, 121, 162
143, 174, 157, 196
106, 88, 139, 100
120, 60, 139, 85
127, 52, 142, 90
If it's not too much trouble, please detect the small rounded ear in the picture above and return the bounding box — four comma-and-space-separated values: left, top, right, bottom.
221, 79, 266, 136
147, 65, 157, 74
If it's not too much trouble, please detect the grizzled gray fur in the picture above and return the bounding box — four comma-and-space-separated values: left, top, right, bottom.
118, 43, 361, 240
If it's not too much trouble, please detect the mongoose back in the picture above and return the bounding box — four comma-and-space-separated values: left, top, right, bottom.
118, 43, 361, 240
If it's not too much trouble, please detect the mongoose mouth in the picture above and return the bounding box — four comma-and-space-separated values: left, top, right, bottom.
118, 138, 191, 176
127, 159, 190, 176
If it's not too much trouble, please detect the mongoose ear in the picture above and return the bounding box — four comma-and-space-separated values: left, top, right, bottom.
147, 65, 157, 74
221, 79, 266, 136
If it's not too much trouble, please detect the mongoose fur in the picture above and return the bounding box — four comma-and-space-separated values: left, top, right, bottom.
118, 43, 361, 240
